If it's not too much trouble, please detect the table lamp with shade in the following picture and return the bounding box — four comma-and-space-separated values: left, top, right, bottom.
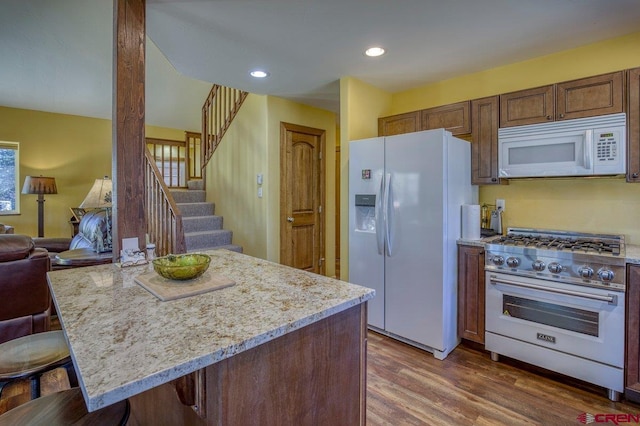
79, 177, 112, 252
21, 175, 57, 238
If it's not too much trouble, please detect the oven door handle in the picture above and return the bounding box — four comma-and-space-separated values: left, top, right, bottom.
489, 275, 618, 305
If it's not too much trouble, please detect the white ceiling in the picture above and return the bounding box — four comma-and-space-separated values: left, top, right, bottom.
2, 0, 640, 131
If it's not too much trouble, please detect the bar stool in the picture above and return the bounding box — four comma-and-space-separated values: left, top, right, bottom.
0, 331, 76, 400
0, 387, 129, 425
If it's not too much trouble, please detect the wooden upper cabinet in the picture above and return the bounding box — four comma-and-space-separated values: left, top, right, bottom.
500, 72, 624, 128
471, 96, 501, 185
421, 101, 471, 135
627, 67, 640, 183
500, 85, 554, 128
557, 71, 624, 120
378, 111, 420, 136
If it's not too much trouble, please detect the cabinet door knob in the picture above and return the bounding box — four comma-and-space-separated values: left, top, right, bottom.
633, 172, 639, 179
287, 217, 294, 223
559, 113, 565, 119
546, 115, 552, 120
491, 178, 497, 182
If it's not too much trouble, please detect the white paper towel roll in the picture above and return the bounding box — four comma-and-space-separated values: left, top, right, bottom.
461, 204, 481, 240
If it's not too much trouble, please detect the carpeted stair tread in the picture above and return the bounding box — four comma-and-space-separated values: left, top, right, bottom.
171, 189, 206, 204
178, 202, 215, 217
187, 245, 243, 254
185, 229, 233, 251
182, 215, 223, 232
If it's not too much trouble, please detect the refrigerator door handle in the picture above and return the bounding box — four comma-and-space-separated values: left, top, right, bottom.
384, 173, 394, 256
375, 174, 385, 255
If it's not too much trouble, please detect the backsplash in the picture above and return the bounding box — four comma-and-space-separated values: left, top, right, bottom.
479, 177, 640, 244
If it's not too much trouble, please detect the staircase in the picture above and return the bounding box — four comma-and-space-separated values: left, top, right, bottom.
170, 180, 242, 253
145, 84, 248, 256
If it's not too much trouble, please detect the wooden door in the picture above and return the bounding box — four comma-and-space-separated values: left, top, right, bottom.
471, 96, 502, 185
500, 85, 555, 127
421, 101, 471, 135
556, 71, 623, 120
378, 111, 420, 136
280, 123, 325, 274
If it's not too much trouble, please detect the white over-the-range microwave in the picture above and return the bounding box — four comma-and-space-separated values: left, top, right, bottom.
498, 113, 626, 178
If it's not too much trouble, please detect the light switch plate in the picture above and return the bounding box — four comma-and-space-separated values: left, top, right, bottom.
496, 199, 505, 211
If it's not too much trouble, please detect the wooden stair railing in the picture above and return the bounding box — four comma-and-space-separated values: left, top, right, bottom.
202, 84, 248, 169
144, 147, 186, 256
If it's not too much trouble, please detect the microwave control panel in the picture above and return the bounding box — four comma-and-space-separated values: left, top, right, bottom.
595, 131, 619, 163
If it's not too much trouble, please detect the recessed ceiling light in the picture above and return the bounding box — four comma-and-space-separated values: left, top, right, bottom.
250, 70, 270, 78
365, 47, 385, 57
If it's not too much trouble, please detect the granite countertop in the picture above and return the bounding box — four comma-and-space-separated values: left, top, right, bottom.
626, 244, 640, 264
47, 249, 375, 412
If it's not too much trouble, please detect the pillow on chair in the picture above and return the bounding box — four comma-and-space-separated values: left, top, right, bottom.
69, 210, 112, 253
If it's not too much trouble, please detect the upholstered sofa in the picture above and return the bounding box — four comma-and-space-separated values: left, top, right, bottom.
0, 234, 51, 344
34, 209, 112, 266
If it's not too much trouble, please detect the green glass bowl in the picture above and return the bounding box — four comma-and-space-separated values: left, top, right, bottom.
152, 254, 211, 281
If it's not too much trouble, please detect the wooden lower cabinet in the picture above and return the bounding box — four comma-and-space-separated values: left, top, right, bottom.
626, 264, 640, 403
628, 67, 640, 183
128, 304, 368, 425
457, 245, 485, 344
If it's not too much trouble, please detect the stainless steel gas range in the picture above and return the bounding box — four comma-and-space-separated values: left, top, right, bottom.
484, 227, 626, 401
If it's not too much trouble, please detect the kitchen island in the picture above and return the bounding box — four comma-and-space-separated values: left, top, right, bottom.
47, 249, 374, 425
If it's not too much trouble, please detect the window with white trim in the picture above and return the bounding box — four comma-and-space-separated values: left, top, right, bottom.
0, 141, 20, 215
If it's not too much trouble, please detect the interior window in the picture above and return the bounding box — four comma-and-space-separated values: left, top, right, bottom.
0, 141, 20, 215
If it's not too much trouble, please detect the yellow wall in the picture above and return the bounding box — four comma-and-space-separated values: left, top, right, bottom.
206, 94, 269, 260
206, 94, 338, 273
339, 77, 393, 279
391, 31, 640, 114
0, 105, 193, 238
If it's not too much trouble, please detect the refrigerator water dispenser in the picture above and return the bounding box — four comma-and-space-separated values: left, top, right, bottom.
355, 194, 376, 232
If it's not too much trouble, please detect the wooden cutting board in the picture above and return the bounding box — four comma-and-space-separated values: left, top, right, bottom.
134, 271, 235, 301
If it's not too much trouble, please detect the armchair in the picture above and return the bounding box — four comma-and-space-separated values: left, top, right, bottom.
0, 234, 51, 344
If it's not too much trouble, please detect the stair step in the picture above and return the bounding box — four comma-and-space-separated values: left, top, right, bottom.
171, 189, 206, 204
178, 202, 215, 217
182, 215, 223, 233
187, 180, 204, 190
185, 229, 233, 251
188, 245, 243, 254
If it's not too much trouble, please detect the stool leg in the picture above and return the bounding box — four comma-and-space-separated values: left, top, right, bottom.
0, 381, 7, 399
30, 374, 41, 399
63, 360, 78, 388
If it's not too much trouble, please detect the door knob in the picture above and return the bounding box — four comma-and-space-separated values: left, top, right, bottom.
287, 217, 294, 223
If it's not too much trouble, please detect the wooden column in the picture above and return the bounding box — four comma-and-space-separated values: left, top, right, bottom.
113, 0, 146, 258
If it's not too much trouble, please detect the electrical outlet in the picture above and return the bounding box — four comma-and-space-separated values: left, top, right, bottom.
257, 174, 263, 185
496, 199, 505, 211
258, 187, 263, 198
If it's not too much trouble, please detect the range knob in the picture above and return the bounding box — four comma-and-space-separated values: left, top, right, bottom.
598, 268, 615, 282
532, 260, 546, 271
548, 262, 563, 274
491, 255, 505, 266
578, 266, 594, 279
506, 257, 520, 268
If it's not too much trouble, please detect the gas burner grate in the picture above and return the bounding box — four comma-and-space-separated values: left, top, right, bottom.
493, 231, 622, 255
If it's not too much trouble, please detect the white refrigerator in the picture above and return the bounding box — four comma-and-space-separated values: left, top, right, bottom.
348, 129, 476, 360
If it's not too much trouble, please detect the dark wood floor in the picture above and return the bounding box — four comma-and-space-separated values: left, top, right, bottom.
367, 331, 640, 425
2, 329, 639, 424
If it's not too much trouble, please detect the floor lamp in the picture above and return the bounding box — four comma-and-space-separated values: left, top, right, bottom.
22, 176, 58, 238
